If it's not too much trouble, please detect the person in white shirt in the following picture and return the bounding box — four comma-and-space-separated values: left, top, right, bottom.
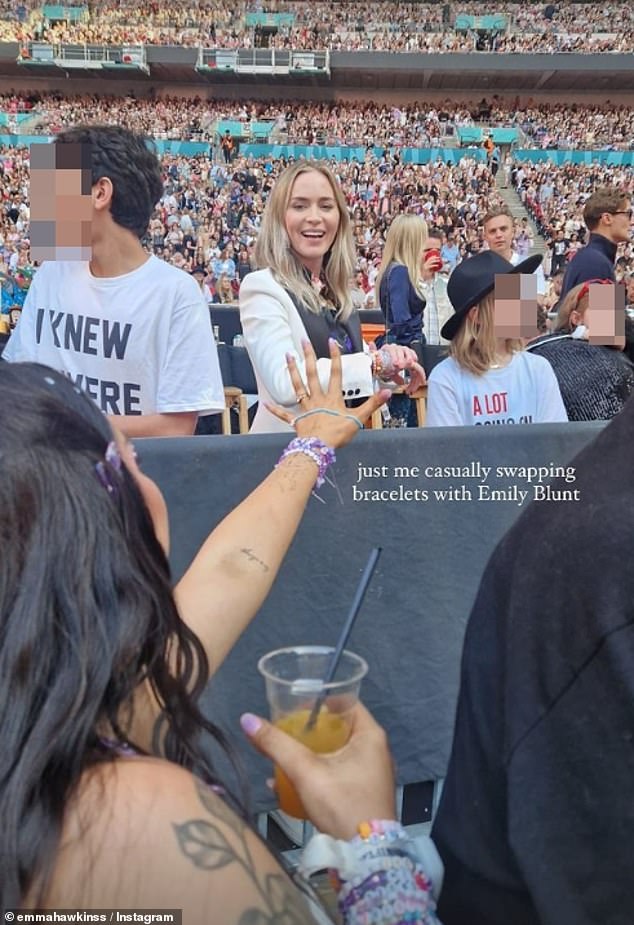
419, 227, 453, 346
427, 251, 568, 427
4, 125, 224, 437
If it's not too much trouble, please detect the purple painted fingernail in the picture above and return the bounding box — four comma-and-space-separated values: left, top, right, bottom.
240, 713, 263, 736
286, 352, 295, 363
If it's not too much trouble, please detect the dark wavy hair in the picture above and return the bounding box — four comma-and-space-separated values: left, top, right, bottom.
54, 124, 164, 239
0, 363, 243, 908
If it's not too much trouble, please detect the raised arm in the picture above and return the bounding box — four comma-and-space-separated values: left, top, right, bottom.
174, 341, 390, 673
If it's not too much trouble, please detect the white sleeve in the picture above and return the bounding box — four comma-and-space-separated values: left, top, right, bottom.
537, 360, 569, 423
2, 273, 38, 363
239, 274, 373, 407
156, 293, 225, 415
425, 365, 464, 427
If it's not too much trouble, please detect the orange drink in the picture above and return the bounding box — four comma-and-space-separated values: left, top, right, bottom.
257, 646, 368, 821
274, 707, 351, 818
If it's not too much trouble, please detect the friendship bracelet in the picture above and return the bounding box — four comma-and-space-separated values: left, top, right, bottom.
336, 862, 440, 925
275, 436, 336, 489
334, 822, 440, 924
354, 819, 411, 846
292, 408, 364, 431
300, 819, 444, 910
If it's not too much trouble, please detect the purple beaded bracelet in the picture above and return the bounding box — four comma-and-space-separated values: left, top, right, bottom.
276, 437, 336, 488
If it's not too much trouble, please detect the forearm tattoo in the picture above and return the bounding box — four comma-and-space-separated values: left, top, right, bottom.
239, 547, 270, 573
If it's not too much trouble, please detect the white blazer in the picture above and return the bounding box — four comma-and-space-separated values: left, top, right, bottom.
239, 268, 374, 433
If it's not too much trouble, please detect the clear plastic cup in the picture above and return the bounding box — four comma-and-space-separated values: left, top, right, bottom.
257, 646, 368, 819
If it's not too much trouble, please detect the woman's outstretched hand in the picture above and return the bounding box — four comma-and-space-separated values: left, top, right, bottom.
241, 701, 397, 841
266, 339, 391, 449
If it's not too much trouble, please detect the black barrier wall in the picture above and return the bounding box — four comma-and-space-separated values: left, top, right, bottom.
140, 422, 605, 811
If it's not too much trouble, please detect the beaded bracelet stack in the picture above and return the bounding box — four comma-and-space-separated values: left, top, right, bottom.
300, 820, 441, 925
275, 436, 336, 489
336, 821, 439, 925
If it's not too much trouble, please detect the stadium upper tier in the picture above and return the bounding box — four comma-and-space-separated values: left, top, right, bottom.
3, 93, 633, 152
0, 1, 633, 52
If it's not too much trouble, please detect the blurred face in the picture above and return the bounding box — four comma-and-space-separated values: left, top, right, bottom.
484, 215, 514, 257
493, 274, 538, 338
285, 170, 340, 275
30, 148, 94, 261
574, 282, 626, 346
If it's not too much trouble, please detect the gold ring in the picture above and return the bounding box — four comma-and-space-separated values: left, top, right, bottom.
296, 392, 308, 403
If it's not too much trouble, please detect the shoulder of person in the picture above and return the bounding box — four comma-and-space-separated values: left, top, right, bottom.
30, 260, 75, 281
152, 256, 200, 287
152, 258, 210, 311
517, 349, 556, 374
239, 267, 292, 303
526, 333, 569, 352
386, 263, 410, 285
428, 355, 457, 382
51, 757, 306, 919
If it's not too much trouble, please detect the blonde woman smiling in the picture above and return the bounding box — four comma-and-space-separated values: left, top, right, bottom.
239, 161, 425, 433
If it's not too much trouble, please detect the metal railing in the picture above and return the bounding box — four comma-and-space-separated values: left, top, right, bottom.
20, 41, 148, 71
197, 47, 329, 75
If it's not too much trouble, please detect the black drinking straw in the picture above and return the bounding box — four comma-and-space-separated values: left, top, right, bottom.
303, 547, 382, 732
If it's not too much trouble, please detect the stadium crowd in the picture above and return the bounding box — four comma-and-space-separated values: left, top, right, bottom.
513, 160, 634, 280
0, 91, 632, 152
0, 0, 633, 53
0, 134, 632, 313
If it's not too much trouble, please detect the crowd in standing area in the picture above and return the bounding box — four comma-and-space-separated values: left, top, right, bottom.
0, 135, 632, 314
513, 160, 634, 285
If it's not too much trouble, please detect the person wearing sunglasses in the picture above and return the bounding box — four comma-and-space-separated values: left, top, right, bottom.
560, 187, 632, 299
525, 278, 634, 420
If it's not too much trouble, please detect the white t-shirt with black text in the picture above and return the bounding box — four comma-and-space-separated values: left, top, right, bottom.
426, 351, 568, 426
4, 255, 224, 417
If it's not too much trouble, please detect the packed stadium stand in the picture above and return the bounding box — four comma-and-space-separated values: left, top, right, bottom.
0, 5, 631, 383
0, 1, 633, 52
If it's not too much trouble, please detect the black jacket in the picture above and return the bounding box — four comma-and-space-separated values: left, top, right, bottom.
560, 233, 617, 298
526, 333, 634, 421
433, 392, 634, 925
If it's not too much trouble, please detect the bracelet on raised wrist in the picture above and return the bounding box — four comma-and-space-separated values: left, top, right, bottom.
275, 436, 336, 489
